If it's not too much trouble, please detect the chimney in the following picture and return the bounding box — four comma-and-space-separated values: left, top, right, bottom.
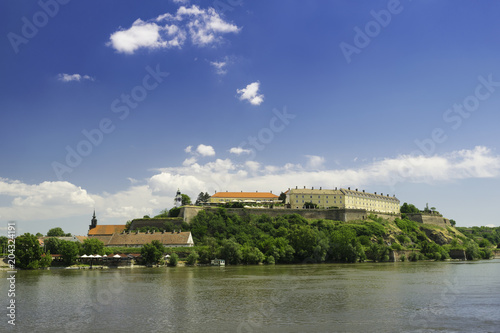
270, 190, 272, 193
381, 193, 383, 196
363, 190, 365, 193
356, 188, 358, 191
374, 192, 377, 195
348, 187, 350, 190
312, 187, 314, 190
304, 186, 306, 189
320, 187, 322, 190
215, 190, 217, 193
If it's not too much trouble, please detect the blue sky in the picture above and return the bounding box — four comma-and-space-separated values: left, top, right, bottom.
2, 0, 500, 236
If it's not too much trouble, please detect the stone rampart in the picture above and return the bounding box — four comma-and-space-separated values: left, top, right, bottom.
129, 218, 183, 230
180, 206, 393, 223
406, 214, 450, 228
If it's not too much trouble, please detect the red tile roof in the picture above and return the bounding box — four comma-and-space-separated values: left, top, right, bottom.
88, 232, 194, 247
88, 225, 126, 236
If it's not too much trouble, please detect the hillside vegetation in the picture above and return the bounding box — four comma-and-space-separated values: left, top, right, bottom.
172, 208, 495, 265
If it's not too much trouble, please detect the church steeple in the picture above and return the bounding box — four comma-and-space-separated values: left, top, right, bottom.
89, 210, 98, 230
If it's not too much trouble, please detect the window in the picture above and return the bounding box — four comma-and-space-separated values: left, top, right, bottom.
302, 200, 304, 203
318, 196, 320, 198
326, 201, 329, 204
310, 196, 312, 199
296, 200, 298, 203
296, 195, 298, 198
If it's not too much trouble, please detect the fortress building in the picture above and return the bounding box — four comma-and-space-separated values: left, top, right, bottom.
209, 191, 280, 204
286, 186, 400, 214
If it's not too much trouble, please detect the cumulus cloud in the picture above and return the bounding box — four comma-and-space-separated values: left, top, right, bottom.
173, 0, 189, 4
229, 147, 252, 155
58, 73, 94, 82
196, 144, 215, 156
0, 179, 94, 220
237, 81, 264, 106
108, 5, 240, 54
184, 145, 193, 153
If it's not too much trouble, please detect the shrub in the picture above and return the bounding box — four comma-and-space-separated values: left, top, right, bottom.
400, 254, 406, 262
169, 253, 179, 266
391, 243, 402, 251
186, 252, 199, 265
266, 255, 275, 265
408, 252, 419, 262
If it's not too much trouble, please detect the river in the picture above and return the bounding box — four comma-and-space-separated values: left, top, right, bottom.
1, 260, 499, 332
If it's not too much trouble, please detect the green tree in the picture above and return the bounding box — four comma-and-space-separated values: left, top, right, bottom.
186, 252, 199, 265
44, 237, 63, 254
278, 192, 287, 203
195, 192, 211, 205
169, 253, 179, 266
449, 219, 456, 227
47, 227, 66, 237
400, 203, 420, 214
169, 207, 181, 217
181, 194, 192, 205
0, 236, 8, 254
219, 238, 242, 265
465, 241, 481, 260
35, 232, 43, 237
14, 233, 43, 269
60, 240, 80, 266
141, 241, 164, 265
40, 251, 53, 268
82, 238, 105, 255
241, 245, 265, 264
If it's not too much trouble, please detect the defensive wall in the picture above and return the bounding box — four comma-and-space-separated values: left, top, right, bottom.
405, 214, 451, 228
129, 218, 183, 230
180, 206, 399, 223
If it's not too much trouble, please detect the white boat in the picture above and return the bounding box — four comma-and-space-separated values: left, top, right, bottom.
211, 258, 225, 266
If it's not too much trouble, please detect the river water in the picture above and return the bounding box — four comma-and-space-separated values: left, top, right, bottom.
1, 260, 499, 333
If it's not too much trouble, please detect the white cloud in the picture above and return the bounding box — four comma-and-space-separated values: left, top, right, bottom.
58, 73, 94, 82
237, 81, 264, 106
183, 157, 197, 166
306, 155, 325, 169
173, 0, 189, 4
196, 144, 215, 156
229, 147, 252, 155
108, 19, 186, 54
485, 224, 496, 228
0, 179, 94, 220
2, 146, 499, 231
210, 60, 227, 75
108, 5, 240, 54
184, 145, 193, 153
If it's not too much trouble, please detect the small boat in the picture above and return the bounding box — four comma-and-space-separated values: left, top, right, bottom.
211, 258, 225, 266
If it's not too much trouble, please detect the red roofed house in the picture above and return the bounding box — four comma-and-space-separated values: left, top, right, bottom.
209, 191, 280, 204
